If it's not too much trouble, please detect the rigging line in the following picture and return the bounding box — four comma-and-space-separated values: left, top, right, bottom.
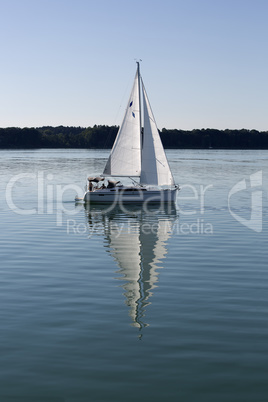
156, 158, 165, 167
103, 70, 133, 150
141, 76, 176, 185
112, 74, 133, 126
141, 77, 158, 127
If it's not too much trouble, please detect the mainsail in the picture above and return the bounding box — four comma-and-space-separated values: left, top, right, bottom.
103, 70, 141, 177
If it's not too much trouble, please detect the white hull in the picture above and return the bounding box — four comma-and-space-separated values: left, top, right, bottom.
81, 187, 177, 204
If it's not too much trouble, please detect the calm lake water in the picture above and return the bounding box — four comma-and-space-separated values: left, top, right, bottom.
0, 149, 268, 402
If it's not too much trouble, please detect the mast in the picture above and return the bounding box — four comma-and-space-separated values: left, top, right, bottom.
136, 61, 142, 152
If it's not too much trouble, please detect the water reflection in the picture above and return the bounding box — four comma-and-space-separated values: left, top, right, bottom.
83, 204, 178, 330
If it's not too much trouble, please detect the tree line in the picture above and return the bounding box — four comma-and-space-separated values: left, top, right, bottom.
0, 125, 268, 149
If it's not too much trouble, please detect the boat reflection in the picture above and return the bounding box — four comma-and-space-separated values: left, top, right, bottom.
83, 204, 178, 330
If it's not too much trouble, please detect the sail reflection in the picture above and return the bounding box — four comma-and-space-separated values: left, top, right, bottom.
83, 204, 178, 329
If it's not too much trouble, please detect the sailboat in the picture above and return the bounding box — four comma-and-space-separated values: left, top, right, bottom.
80, 62, 178, 203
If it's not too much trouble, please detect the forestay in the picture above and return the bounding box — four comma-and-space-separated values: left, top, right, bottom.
140, 80, 174, 186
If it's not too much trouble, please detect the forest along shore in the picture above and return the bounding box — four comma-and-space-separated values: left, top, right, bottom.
1, 125, 268, 149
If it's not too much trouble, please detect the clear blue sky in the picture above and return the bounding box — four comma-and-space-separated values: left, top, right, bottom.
1, 0, 267, 130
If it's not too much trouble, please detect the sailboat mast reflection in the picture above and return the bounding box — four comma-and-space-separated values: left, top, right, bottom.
84, 205, 178, 329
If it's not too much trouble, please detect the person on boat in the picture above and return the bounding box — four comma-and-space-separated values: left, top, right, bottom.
107, 180, 119, 189
88, 180, 93, 191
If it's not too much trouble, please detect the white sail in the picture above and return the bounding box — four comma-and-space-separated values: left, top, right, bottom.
140, 80, 174, 186
103, 70, 141, 177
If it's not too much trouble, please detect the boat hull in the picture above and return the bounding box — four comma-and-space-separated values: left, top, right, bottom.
81, 188, 177, 204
